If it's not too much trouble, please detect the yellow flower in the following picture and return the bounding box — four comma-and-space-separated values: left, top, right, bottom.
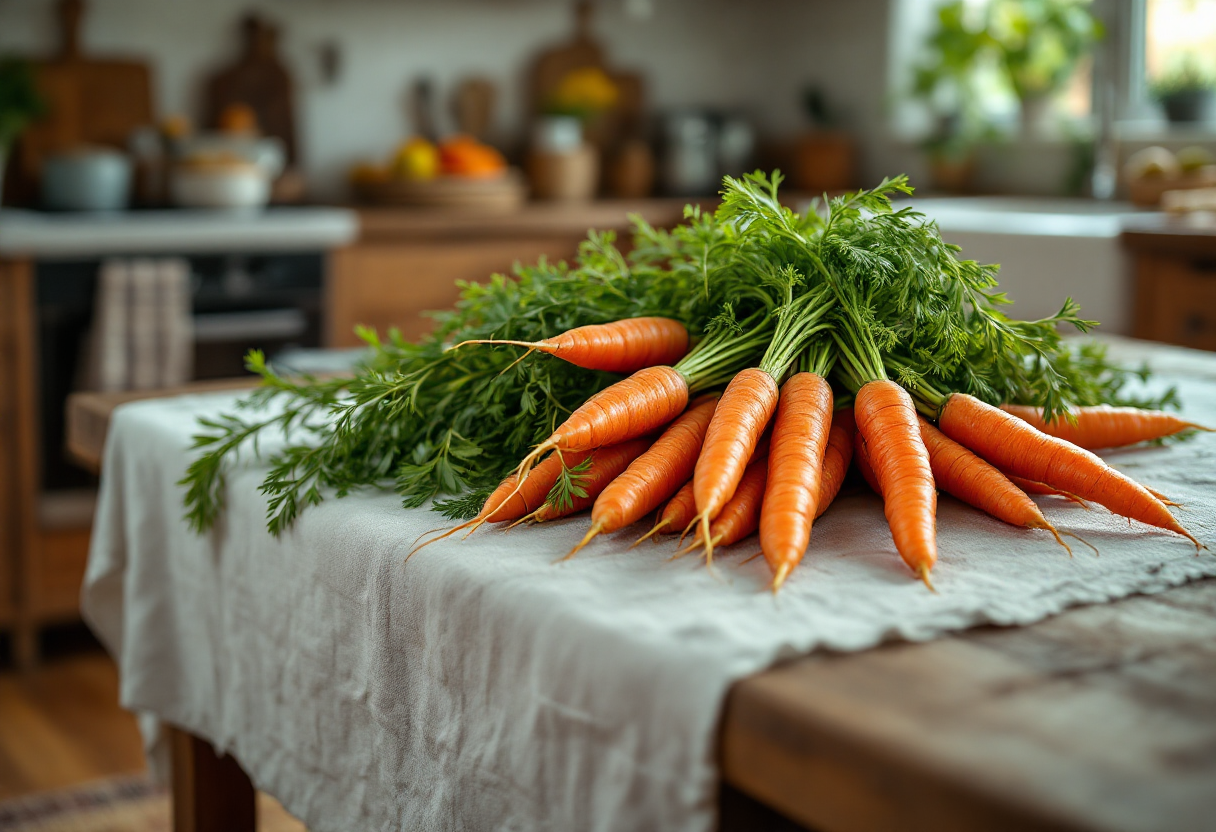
551, 67, 619, 114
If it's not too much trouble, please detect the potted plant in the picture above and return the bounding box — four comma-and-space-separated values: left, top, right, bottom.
1151, 59, 1216, 125
0, 58, 45, 205
529, 66, 618, 201
910, 2, 993, 192
986, 0, 1104, 136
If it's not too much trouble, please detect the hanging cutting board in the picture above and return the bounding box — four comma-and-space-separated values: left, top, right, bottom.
202, 15, 298, 165
8, 0, 154, 206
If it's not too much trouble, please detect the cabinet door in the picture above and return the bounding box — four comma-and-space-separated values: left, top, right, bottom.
1134, 254, 1216, 351
326, 237, 582, 347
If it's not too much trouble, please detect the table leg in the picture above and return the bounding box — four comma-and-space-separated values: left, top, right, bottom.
169, 725, 257, 832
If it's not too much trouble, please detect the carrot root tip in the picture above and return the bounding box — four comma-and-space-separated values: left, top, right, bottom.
771, 562, 792, 593
407, 519, 475, 559
560, 523, 603, 562
630, 520, 669, 549
738, 551, 764, 567
1041, 523, 1073, 558
1060, 530, 1099, 558
916, 564, 937, 593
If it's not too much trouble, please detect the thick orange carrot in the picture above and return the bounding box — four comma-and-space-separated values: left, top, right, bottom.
1002, 473, 1090, 508
565, 397, 718, 558
759, 373, 834, 591
918, 418, 1071, 552
633, 479, 697, 546
691, 367, 780, 562
940, 393, 1199, 546
523, 439, 650, 534
686, 453, 769, 557
515, 365, 690, 482
854, 381, 937, 586
815, 408, 855, 520
1001, 404, 1212, 449
451, 317, 689, 373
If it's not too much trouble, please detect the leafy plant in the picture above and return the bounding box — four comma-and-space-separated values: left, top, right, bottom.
1150, 56, 1216, 99
987, 0, 1104, 102
0, 58, 45, 148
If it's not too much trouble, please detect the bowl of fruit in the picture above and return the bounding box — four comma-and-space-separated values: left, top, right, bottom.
350, 135, 526, 211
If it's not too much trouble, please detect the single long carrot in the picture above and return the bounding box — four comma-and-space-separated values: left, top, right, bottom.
854, 381, 937, 587
918, 418, 1072, 553
520, 438, 650, 535
760, 372, 834, 591
450, 317, 690, 373
514, 364, 690, 483
691, 367, 780, 563
940, 393, 1199, 547
815, 408, 855, 520
632, 479, 696, 547
1001, 404, 1212, 449
684, 453, 769, 557
565, 397, 719, 558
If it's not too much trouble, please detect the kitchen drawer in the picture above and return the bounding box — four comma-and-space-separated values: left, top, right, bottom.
1133, 254, 1216, 351
327, 237, 582, 347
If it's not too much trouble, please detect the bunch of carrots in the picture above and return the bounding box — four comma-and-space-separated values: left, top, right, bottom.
185, 172, 1208, 590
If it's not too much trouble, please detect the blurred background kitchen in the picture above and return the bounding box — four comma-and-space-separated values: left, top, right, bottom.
1, 0, 1215, 809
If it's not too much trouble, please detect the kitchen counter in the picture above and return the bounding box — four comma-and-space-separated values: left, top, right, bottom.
355, 198, 714, 242
0, 207, 358, 258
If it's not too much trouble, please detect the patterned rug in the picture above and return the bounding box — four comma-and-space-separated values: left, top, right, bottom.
0, 774, 307, 832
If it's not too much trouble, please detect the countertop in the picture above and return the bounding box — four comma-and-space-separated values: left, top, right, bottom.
0, 206, 359, 258
355, 198, 715, 242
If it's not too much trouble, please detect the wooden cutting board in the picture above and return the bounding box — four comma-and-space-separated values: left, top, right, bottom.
7, 0, 154, 206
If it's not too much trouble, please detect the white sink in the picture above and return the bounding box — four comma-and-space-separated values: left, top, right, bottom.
898, 197, 1147, 334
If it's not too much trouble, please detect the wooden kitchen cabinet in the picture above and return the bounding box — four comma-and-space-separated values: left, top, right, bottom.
326, 201, 706, 347
1125, 223, 1216, 351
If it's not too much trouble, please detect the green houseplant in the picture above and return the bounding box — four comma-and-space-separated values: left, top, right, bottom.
1151, 59, 1216, 125
911, 2, 995, 192
986, 0, 1104, 135
0, 58, 45, 204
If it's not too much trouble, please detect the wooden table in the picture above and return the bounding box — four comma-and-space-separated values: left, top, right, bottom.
68, 385, 1216, 832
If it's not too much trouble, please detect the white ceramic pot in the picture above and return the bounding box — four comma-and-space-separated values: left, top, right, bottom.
41, 147, 132, 212
170, 162, 271, 211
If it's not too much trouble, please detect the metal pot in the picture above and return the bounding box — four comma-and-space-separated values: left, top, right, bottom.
41, 147, 132, 212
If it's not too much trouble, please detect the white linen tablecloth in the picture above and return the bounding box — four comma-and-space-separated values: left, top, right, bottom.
82, 338, 1216, 832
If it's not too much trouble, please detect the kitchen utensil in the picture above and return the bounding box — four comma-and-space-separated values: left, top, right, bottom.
8, 0, 153, 206
410, 77, 438, 143
41, 146, 132, 211
451, 77, 496, 142
202, 14, 298, 164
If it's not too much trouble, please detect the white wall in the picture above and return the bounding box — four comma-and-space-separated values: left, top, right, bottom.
0, 0, 904, 198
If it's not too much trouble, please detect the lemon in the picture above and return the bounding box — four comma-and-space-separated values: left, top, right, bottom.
392, 137, 440, 180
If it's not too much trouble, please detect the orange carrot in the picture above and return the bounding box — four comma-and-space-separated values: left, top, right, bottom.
514, 365, 690, 482
633, 479, 697, 546
520, 438, 650, 533
407, 451, 581, 556
853, 431, 881, 495
1002, 473, 1090, 508
1001, 404, 1212, 449
940, 393, 1199, 547
685, 452, 770, 556
815, 408, 855, 520
854, 381, 937, 587
451, 317, 689, 373
565, 397, 718, 558
691, 367, 780, 563
918, 418, 1072, 553
759, 372, 834, 591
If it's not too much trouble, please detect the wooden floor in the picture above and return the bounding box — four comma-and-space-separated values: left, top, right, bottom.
0, 646, 145, 799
